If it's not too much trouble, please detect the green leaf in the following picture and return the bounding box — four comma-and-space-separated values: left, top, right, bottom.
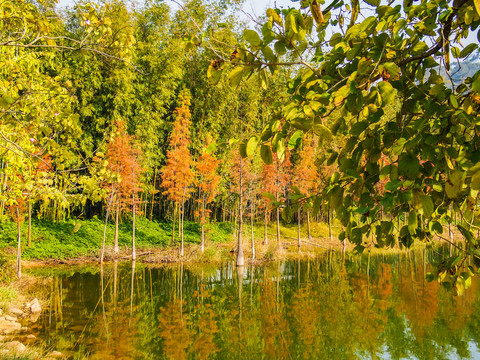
207, 60, 224, 85
420, 194, 434, 218
243, 29, 262, 47
458, 225, 475, 245
460, 43, 478, 58
266, 8, 283, 26
260, 144, 273, 164
288, 130, 303, 150
449, 94, 459, 108
312, 196, 322, 217
398, 153, 420, 179
383, 62, 400, 78
274, 41, 287, 55
246, 136, 258, 158
262, 46, 276, 62
262, 192, 276, 201
378, 81, 395, 104
351, 121, 368, 135
475, 0, 480, 16
445, 170, 465, 198
471, 171, 480, 190
408, 211, 417, 235
239, 142, 248, 158
277, 138, 286, 161
228, 67, 245, 87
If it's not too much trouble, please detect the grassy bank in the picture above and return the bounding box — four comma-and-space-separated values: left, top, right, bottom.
0, 217, 235, 261
0, 215, 346, 260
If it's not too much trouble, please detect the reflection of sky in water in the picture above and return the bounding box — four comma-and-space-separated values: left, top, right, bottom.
25, 251, 480, 359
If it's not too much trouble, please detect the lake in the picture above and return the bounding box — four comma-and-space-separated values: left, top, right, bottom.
24, 249, 480, 359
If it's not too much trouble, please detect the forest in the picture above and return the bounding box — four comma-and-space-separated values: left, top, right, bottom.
1, 0, 480, 294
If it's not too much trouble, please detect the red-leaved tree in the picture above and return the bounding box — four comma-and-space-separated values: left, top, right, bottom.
105, 120, 144, 260
161, 90, 194, 257
196, 140, 221, 252
261, 149, 292, 245
292, 137, 318, 248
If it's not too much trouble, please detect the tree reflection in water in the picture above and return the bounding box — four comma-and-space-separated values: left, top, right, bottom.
28, 249, 480, 359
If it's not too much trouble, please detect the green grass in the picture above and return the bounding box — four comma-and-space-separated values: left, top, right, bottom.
0, 285, 18, 311
0, 217, 234, 260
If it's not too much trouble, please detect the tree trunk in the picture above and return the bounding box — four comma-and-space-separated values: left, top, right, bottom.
132, 190, 136, 261
236, 157, 244, 267
276, 206, 281, 243
171, 203, 176, 245
264, 205, 268, 245
328, 210, 333, 242
297, 208, 301, 250
151, 168, 157, 221
101, 189, 115, 264
307, 211, 312, 241
180, 188, 186, 257
114, 197, 119, 254
251, 196, 255, 260
178, 201, 182, 240
27, 202, 32, 248
16, 207, 22, 279
201, 193, 206, 252
233, 199, 238, 238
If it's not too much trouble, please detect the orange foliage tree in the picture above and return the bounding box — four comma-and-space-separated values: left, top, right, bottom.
292, 137, 318, 246
260, 149, 292, 244
230, 149, 257, 261
196, 140, 221, 252
105, 121, 144, 260
161, 90, 194, 257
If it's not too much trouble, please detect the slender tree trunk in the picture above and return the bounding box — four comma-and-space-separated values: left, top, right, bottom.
307, 211, 312, 241
178, 202, 182, 240
27, 202, 32, 248
132, 191, 136, 261
297, 208, 301, 250
180, 188, 186, 257
234, 199, 238, 238
129, 260, 136, 328
201, 193, 206, 252
328, 210, 333, 242
113, 259, 118, 309
251, 196, 255, 260
276, 206, 281, 243
114, 197, 119, 254
264, 205, 268, 245
101, 189, 115, 264
0, 166, 5, 222
16, 207, 22, 279
236, 157, 244, 267
150, 168, 157, 221
172, 203, 176, 245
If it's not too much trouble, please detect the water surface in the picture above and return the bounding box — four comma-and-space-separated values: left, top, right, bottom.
27, 250, 480, 359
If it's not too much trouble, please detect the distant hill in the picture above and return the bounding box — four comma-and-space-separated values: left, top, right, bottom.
445, 52, 480, 84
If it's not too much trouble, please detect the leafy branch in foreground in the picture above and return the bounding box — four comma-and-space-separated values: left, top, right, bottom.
211, 0, 480, 293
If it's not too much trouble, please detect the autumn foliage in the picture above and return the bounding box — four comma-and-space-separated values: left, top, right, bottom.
105, 121, 144, 212
196, 142, 221, 222
292, 137, 318, 196
161, 90, 194, 205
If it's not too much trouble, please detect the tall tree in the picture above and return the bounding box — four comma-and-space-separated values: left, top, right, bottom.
196, 140, 221, 252
292, 137, 319, 248
104, 121, 143, 259
162, 90, 194, 257
261, 149, 292, 245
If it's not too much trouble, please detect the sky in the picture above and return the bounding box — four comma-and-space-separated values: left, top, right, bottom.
56, 0, 300, 17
